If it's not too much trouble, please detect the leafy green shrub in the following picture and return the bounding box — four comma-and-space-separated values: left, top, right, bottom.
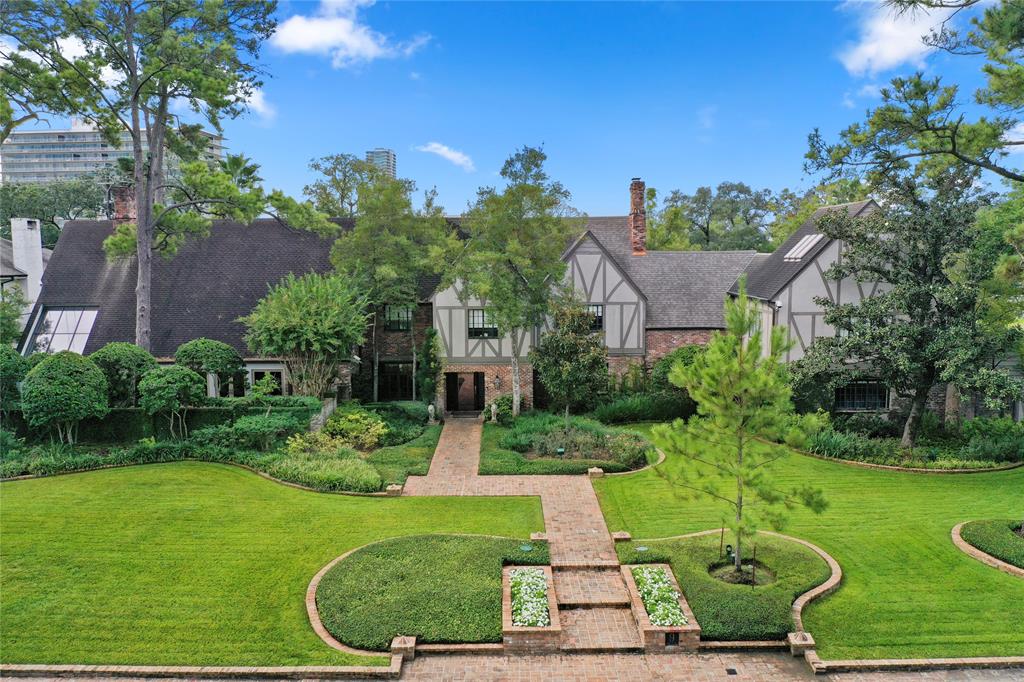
496, 412, 653, 468
592, 391, 693, 424
324, 403, 389, 450
284, 430, 353, 457
650, 344, 705, 392
493, 394, 515, 425
174, 338, 244, 390
21, 351, 109, 443
808, 428, 887, 461
960, 435, 1024, 463
192, 414, 304, 452
264, 450, 382, 493
89, 342, 159, 407
961, 417, 1024, 442
833, 412, 901, 439
1, 427, 24, 459
960, 519, 1024, 569
415, 328, 443, 405
365, 401, 428, 446
0, 344, 29, 415
138, 366, 206, 439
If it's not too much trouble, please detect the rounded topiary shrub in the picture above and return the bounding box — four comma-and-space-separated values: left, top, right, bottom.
21, 351, 109, 443
0, 344, 30, 415
139, 365, 207, 439
174, 338, 244, 390
90, 342, 159, 407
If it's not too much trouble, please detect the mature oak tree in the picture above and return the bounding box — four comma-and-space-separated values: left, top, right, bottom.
438, 146, 582, 416
1, 1, 331, 351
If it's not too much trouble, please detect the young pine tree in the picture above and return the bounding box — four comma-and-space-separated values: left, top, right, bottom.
653, 283, 827, 574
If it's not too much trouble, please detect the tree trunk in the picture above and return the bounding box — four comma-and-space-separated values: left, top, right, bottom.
900, 384, 932, 449
371, 309, 379, 402
564, 404, 570, 428
735, 439, 744, 572
510, 331, 522, 417
944, 383, 961, 429
411, 323, 417, 402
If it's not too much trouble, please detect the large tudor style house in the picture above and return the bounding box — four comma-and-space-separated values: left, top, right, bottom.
15, 179, 1024, 421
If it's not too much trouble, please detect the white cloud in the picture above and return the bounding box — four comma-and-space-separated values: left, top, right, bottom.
838, 1, 953, 76
271, 0, 429, 69
1005, 123, 1024, 155
244, 88, 277, 123
414, 142, 475, 172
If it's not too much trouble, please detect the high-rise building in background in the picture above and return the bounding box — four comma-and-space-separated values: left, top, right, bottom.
0, 118, 224, 185
365, 147, 396, 179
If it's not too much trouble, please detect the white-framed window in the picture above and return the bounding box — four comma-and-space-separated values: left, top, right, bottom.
30, 307, 98, 354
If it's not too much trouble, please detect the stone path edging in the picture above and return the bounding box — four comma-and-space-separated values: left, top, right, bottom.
951, 522, 1024, 579
0, 661, 403, 679
805, 651, 1024, 674
603, 447, 666, 476
631, 527, 842, 634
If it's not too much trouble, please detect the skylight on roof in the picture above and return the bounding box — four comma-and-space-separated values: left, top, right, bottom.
783, 234, 824, 261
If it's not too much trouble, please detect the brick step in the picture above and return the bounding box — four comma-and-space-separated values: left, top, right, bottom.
558, 606, 643, 653
549, 557, 620, 569
553, 568, 630, 608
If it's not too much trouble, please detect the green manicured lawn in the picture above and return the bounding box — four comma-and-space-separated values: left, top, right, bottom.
365, 423, 442, 485
317, 535, 549, 650
596, 429, 1024, 660
618, 533, 831, 640
961, 519, 1024, 568
0, 462, 544, 666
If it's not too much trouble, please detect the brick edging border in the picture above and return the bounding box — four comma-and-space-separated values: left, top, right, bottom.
805, 651, 1024, 674
631, 527, 841, 635
0, 661, 403, 679
951, 522, 1024, 579
604, 447, 667, 477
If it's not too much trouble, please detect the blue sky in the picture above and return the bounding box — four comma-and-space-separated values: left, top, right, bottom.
114, 2, 1008, 214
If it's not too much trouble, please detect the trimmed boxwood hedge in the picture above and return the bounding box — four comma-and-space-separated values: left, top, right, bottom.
4, 405, 317, 443
618, 532, 831, 641
316, 535, 549, 651
961, 519, 1024, 569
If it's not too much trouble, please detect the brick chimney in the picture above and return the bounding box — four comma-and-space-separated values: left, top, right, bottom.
10, 218, 44, 305
111, 184, 136, 225
628, 177, 647, 255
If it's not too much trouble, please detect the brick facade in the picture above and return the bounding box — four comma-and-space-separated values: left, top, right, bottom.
375, 303, 433, 360
644, 329, 714, 364
438, 362, 534, 412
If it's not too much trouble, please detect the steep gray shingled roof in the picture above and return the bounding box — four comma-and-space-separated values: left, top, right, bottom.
732, 199, 876, 301
29, 219, 340, 358
1, 238, 52, 278
585, 217, 758, 328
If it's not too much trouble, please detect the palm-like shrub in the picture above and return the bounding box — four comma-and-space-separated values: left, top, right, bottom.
21, 351, 109, 443
90, 342, 159, 407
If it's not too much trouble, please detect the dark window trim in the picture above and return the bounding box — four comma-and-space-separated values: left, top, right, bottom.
384, 304, 413, 332
468, 308, 499, 339
587, 304, 604, 332
835, 380, 889, 412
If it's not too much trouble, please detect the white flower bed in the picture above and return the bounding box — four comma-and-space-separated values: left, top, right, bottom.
632, 566, 687, 626
510, 567, 551, 627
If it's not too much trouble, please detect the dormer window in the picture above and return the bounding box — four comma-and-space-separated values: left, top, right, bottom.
784, 234, 824, 261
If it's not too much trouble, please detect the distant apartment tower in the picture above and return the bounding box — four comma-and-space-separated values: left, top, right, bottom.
365, 147, 396, 178
0, 118, 224, 185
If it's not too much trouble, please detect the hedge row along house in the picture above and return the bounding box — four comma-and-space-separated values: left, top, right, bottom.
14, 179, 1023, 421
